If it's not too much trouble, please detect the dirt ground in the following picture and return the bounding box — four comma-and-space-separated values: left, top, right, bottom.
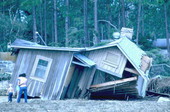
0, 96, 170, 112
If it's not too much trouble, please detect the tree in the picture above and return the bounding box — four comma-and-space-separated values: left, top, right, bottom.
0, 0, 169, 53
120, 0, 126, 27
32, 5, 37, 42
136, 0, 142, 45
53, 0, 58, 43
65, 0, 69, 47
94, 0, 99, 45
163, 1, 170, 56
44, 0, 47, 43
83, 0, 89, 47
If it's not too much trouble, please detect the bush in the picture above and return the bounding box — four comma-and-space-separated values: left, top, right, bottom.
146, 48, 170, 65
0, 73, 11, 81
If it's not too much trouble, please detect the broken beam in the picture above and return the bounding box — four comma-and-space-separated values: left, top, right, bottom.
124, 67, 140, 75
90, 76, 137, 88
146, 91, 170, 97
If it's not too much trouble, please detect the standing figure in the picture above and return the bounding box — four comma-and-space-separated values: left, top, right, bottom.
17, 73, 28, 103
7, 84, 14, 102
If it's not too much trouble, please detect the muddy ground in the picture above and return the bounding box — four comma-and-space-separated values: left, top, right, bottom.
0, 96, 170, 112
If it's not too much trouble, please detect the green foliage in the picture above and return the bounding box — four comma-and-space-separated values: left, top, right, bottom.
146, 48, 170, 65
0, 0, 169, 52
0, 73, 11, 81
93, 41, 110, 47
67, 27, 84, 47
0, 13, 28, 51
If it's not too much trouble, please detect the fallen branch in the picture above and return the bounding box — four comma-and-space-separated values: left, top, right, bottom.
98, 20, 118, 31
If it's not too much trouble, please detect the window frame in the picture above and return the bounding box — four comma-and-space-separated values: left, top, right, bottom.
103, 52, 121, 68
30, 55, 52, 82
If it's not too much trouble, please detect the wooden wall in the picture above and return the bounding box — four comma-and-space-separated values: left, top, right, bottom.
10, 49, 74, 100
63, 46, 127, 99
85, 47, 127, 78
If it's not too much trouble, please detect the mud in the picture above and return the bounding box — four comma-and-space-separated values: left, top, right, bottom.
0, 96, 169, 112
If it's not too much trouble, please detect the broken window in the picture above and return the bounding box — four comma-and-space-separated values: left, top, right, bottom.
30, 55, 52, 82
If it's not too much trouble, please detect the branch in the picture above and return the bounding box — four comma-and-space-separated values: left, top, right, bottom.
98, 20, 118, 31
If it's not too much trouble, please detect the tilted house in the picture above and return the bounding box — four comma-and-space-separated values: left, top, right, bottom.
10, 37, 152, 100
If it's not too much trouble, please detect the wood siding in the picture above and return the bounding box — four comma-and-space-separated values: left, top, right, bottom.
10, 49, 74, 100
85, 47, 127, 78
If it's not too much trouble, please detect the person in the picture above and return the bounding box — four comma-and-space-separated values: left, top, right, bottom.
17, 73, 28, 103
7, 84, 14, 102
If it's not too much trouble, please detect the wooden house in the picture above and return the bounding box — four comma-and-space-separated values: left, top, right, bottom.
10, 37, 152, 100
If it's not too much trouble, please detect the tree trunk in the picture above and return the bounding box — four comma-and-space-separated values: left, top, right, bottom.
101, 25, 104, 40
54, 0, 58, 43
39, 4, 43, 37
44, 0, 47, 43
65, 0, 69, 47
2, 0, 4, 14
136, 0, 142, 45
141, 5, 144, 38
1, 0, 5, 42
118, 12, 121, 30
84, 0, 89, 47
120, 0, 126, 27
164, 3, 170, 56
94, 0, 99, 45
33, 6, 37, 43
108, 4, 112, 39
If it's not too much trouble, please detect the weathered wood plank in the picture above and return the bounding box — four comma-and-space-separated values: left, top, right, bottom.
124, 67, 140, 75
90, 81, 137, 92
90, 76, 137, 88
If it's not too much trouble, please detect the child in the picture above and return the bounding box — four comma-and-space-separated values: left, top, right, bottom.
7, 84, 14, 102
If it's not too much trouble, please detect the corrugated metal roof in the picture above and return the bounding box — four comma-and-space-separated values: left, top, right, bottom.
11, 39, 42, 46
117, 37, 147, 75
86, 39, 120, 51
74, 53, 96, 67
10, 39, 86, 52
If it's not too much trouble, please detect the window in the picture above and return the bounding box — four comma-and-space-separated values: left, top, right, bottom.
103, 52, 120, 68
30, 55, 52, 82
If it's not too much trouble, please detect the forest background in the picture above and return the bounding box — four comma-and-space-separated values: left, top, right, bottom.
0, 0, 169, 65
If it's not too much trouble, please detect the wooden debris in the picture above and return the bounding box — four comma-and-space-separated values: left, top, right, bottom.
146, 91, 170, 97
90, 76, 137, 88
124, 67, 140, 75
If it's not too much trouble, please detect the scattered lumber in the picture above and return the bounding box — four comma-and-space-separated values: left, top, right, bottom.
89, 76, 140, 99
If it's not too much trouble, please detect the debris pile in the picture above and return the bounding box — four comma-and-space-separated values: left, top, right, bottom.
147, 77, 170, 97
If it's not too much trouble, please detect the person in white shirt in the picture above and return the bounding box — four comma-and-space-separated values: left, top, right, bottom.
7, 84, 14, 102
17, 73, 28, 103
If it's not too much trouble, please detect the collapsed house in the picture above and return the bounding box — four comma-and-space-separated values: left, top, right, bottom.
10, 37, 152, 100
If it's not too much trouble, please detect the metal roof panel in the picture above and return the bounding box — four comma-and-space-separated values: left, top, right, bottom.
74, 53, 96, 67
